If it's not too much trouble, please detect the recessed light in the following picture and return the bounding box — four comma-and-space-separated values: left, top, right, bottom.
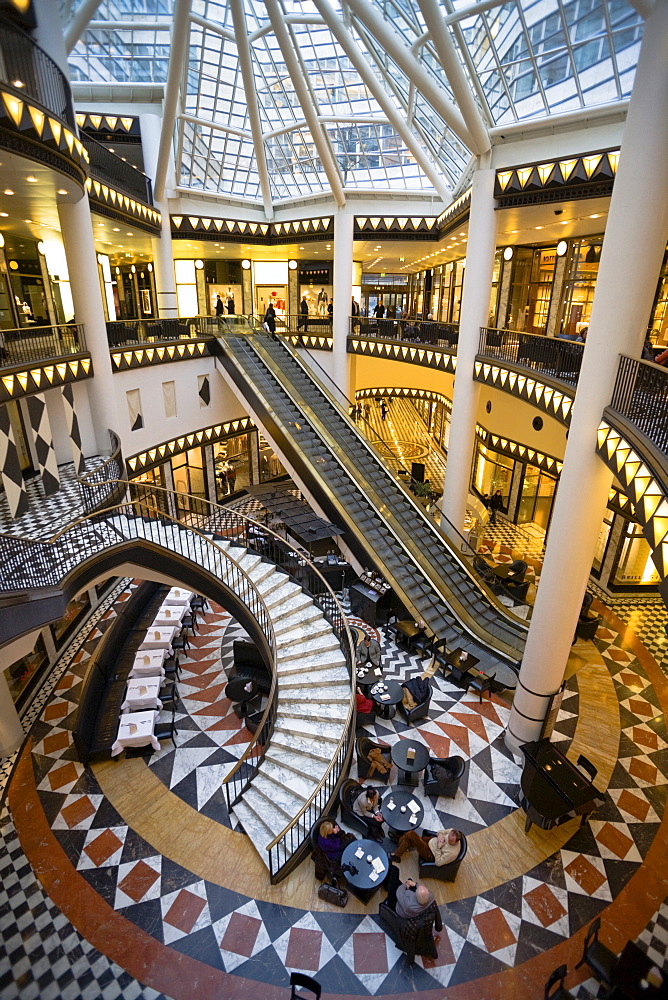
4, 189, 14, 195
126, 232, 133, 236
57, 189, 68, 195
113, 227, 120, 232
97, 222, 104, 227
0, 212, 7, 217
26, 176, 38, 183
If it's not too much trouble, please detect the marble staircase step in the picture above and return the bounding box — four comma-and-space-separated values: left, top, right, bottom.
255, 570, 291, 597
275, 618, 332, 646
273, 603, 323, 635
263, 586, 311, 616
276, 661, 348, 684
273, 718, 342, 744
277, 701, 349, 723
248, 774, 308, 822
277, 683, 350, 704
259, 759, 320, 800
263, 745, 330, 782
231, 800, 288, 869
246, 560, 278, 587
269, 731, 335, 764
277, 634, 341, 661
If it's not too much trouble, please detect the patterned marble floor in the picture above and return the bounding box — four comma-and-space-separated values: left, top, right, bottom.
1, 580, 668, 999
0, 455, 107, 540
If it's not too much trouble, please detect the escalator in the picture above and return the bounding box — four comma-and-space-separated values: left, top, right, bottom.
215, 322, 528, 678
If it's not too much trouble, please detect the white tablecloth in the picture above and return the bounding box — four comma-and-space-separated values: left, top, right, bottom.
163, 588, 193, 606
139, 626, 176, 652
130, 649, 167, 678
153, 603, 187, 627
111, 710, 160, 756
121, 677, 163, 713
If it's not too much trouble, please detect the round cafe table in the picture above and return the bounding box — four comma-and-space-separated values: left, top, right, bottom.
356, 665, 383, 691
391, 739, 430, 786
340, 838, 389, 904
225, 677, 259, 717
370, 680, 402, 719
380, 786, 425, 833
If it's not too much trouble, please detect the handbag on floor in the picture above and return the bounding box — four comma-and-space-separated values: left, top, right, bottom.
318, 876, 348, 907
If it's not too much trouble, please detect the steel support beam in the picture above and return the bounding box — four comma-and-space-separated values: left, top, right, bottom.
416, 0, 490, 155
154, 0, 192, 203
230, 0, 274, 219
346, 0, 473, 149
264, 0, 345, 207
313, 0, 451, 202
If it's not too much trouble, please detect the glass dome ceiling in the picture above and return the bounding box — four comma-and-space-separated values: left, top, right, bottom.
63, 0, 644, 209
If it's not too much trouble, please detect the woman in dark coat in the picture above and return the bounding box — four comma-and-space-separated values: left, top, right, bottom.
489, 490, 504, 525
263, 303, 276, 334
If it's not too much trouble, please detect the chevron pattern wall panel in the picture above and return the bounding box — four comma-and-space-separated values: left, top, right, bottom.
0, 406, 29, 518
25, 394, 60, 498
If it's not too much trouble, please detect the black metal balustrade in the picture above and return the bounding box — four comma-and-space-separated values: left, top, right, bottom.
0, 324, 86, 368
479, 327, 584, 387
609, 354, 668, 455
270, 314, 333, 339
82, 136, 153, 205
353, 315, 459, 348
77, 431, 125, 514
0, 19, 75, 127
106, 316, 215, 347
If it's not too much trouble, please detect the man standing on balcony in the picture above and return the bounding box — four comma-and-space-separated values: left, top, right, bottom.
299, 294, 309, 332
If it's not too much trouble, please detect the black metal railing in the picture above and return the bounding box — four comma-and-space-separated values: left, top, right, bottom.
106, 316, 216, 348
83, 136, 153, 205
352, 316, 459, 348
478, 327, 584, 387
0, 324, 86, 369
77, 431, 124, 514
0, 20, 75, 127
269, 314, 333, 339
609, 354, 668, 455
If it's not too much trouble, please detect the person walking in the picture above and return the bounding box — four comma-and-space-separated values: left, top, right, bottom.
299, 294, 309, 332
263, 303, 276, 335
489, 490, 504, 525
380, 399, 388, 421
215, 294, 225, 316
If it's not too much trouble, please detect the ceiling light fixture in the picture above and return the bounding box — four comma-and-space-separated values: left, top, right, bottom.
26, 176, 38, 183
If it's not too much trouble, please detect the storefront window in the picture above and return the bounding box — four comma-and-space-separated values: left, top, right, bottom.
213, 434, 250, 500
559, 237, 602, 338
506, 248, 533, 331
53, 592, 92, 648
5, 635, 48, 704
439, 262, 453, 323
474, 445, 514, 504
649, 250, 668, 346
613, 523, 660, 587
259, 433, 285, 482
451, 261, 465, 323
172, 448, 205, 500
488, 251, 502, 327
592, 512, 613, 576
4, 236, 50, 326
518, 465, 556, 530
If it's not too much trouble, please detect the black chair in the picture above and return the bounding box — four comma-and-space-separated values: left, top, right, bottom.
419, 831, 467, 883
473, 555, 497, 585
172, 633, 190, 653
356, 735, 392, 784
431, 638, 450, 676
163, 655, 181, 680
181, 613, 198, 635
508, 559, 528, 582
423, 756, 465, 798
356, 706, 377, 730
190, 595, 208, 614
339, 778, 371, 836
378, 899, 440, 964
159, 681, 180, 711
575, 613, 602, 641
467, 670, 495, 703
290, 972, 321, 999
544, 964, 576, 1000
500, 579, 530, 605
407, 633, 434, 660
576, 754, 597, 783
154, 706, 178, 747
309, 814, 341, 882
574, 916, 618, 989
397, 682, 431, 724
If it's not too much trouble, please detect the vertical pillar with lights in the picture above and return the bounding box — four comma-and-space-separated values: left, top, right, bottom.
332, 208, 354, 396
507, 0, 668, 752
140, 114, 178, 318
57, 194, 121, 454
441, 167, 497, 532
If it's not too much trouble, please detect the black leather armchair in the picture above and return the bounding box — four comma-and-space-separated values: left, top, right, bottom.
397, 681, 431, 724
338, 778, 369, 835
419, 832, 467, 883
356, 736, 392, 784
423, 756, 466, 798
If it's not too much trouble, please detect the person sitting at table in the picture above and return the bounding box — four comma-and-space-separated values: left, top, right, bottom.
353, 786, 384, 840
356, 686, 376, 715
317, 821, 355, 866
391, 828, 463, 866
356, 634, 381, 668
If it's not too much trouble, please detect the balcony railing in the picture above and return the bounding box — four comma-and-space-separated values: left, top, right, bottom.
0, 323, 86, 369
478, 327, 584, 388
352, 316, 459, 348
609, 355, 668, 456
106, 317, 217, 348
0, 20, 75, 127
82, 136, 153, 205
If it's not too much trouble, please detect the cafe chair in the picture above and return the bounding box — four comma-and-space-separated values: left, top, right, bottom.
163, 655, 181, 681
159, 681, 180, 711
378, 900, 440, 964
544, 964, 576, 1000
243, 695, 265, 737
407, 632, 434, 660
575, 612, 602, 642
398, 681, 431, 725
467, 670, 496, 703
356, 736, 392, 784
508, 559, 528, 582
423, 755, 465, 799
576, 753, 597, 783
419, 830, 467, 883
290, 972, 321, 1000
310, 814, 343, 882
574, 916, 618, 989
338, 779, 370, 836
431, 638, 450, 677
190, 595, 208, 615
154, 706, 178, 748
172, 633, 190, 653
473, 555, 497, 586
181, 612, 198, 635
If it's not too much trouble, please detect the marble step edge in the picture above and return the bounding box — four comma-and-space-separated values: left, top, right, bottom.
236, 788, 295, 846
264, 590, 313, 618
247, 774, 308, 822
268, 732, 335, 764
277, 636, 342, 661
273, 719, 344, 744
275, 619, 333, 646
276, 659, 347, 680
277, 675, 349, 694
231, 801, 287, 870
255, 572, 294, 598
258, 759, 319, 798
277, 685, 350, 704
272, 605, 324, 635
275, 702, 349, 722
262, 747, 330, 783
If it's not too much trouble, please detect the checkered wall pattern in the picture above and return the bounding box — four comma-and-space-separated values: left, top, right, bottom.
25, 394, 60, 497
0, 405, 29, 518
61, 383, 86, 475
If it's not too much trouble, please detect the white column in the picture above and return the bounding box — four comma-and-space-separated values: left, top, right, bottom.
507, 0, 668, 753
140, 113, 178, 319
332, 209, 354, 397
441, 167, 497, 531
58, 194, 121, 454
0, 670, 24, 757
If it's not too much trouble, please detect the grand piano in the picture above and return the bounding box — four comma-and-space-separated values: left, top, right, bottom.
520, 739, 606, 834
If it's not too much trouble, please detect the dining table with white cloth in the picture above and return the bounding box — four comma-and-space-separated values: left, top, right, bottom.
129, 649, 167, 679
139, 626, 176, 653
111, 710, 160, 756
163, 587, 193, 606
152, 603, 187, 627
121, 677, 163, 713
